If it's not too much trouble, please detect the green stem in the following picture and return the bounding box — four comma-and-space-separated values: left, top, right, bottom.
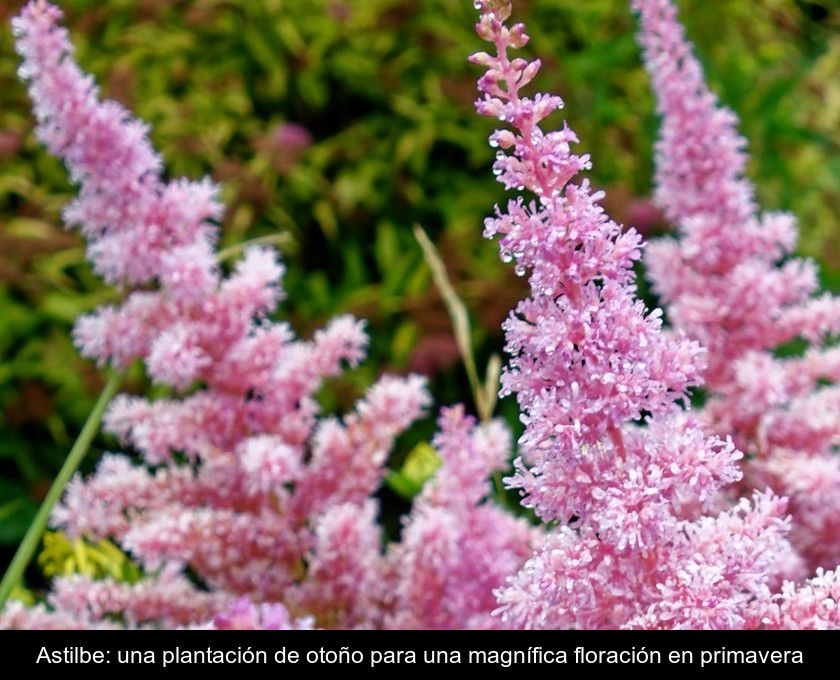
0, 371, 121, 610
414, 225, 492, 422
217, 233, 291, 261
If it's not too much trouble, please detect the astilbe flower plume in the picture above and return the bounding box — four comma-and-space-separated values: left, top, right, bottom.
469, 0, 837, 629
384, 406, 537, 629
634, 0, 840, 576
3, 0, 534, 630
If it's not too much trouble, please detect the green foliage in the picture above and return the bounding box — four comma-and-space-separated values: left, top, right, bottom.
8, 583, 35, 605
386, 442, 442, 500
38, 531, 141, 582
0, 0, 837, 575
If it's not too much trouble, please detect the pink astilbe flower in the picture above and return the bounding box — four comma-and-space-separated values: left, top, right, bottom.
758, 569, 840, 630
0, 600, 115, 630
209, 597, 314, 631
13, 1, 220, 289
47, 567, 228, 628
470, 0, 801, 629
4, 0, 439, 630
634, 0, 840, 571
384, 406, 538, 629
45, 367, 431, 625
292, 501, 387, 629
6, 0, 533, 631
0, 567, 225, 630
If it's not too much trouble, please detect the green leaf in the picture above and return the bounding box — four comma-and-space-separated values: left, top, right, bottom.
385, 442, 441, 500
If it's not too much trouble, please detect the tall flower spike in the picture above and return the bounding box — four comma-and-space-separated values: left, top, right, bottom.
6, 0, 439, 630
384, 406, 538, 630
8, 0, 532, 631
635, 0, 840, 572
471, 0, 801, 629
12, 0, 221, 290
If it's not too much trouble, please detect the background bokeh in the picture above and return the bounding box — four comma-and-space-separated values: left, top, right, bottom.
0, 0, 838, 573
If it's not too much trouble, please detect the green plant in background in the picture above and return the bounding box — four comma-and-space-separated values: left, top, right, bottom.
385, 442, 442, 500
0, 0, 837, 582
38, 532, 140, 583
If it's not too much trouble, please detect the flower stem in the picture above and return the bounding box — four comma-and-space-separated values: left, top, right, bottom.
414, 224, 498, 422
217, 233, 291, 261
0, 370, 121, 610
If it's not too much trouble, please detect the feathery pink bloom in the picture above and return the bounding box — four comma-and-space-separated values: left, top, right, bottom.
385, 406, 538, 629
758, 569, 840, 630
7, 0, 533, 630
634, 0, 840, 572
13, 1, 220, 289
209, 597, 314, 630
471, 0, 801, 629
1, 567, 226, 630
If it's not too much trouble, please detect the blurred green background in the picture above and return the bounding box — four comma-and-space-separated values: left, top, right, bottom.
0, 0, 838, 570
